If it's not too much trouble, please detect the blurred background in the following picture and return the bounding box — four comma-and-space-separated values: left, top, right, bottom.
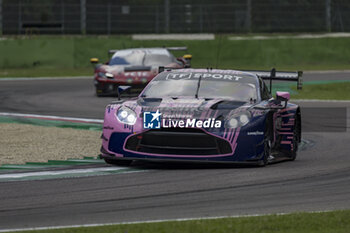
0, 0, 350, 77
1, 0, 350, 34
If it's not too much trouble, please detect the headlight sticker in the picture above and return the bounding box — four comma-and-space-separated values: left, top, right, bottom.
116, 106, 137, 125
226, 112, 251, 128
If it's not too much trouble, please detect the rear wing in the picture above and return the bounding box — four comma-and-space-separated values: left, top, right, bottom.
243, 68, 303, 92
108, 47, 187, 56
165, 46, 187, 51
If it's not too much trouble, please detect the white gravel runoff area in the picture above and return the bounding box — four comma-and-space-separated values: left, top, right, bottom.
0, 123, 101, 165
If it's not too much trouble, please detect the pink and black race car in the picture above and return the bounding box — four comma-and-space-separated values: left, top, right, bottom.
90, 47, 191, 97
100, 68, 303, 166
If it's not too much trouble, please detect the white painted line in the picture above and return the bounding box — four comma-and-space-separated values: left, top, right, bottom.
0, 112, 103, 124
0, 167, 127, 179
0, 210, 333, 232
291, 99, 350, 103
0, 76, 91, 81
132, 33, 215, 40
229, 32, 350, 41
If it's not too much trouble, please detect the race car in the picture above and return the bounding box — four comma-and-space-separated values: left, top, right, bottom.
100, 68, 302, 166
90, 47, 192, 97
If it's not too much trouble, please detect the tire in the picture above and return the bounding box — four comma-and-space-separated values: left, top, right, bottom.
104, 158, 133, 166
261, 125, 272, 166
95, 88, 104, 97
289, 117, 300, 161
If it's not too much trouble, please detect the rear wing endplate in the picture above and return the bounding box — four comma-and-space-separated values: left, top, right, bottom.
243, 68, 303, 92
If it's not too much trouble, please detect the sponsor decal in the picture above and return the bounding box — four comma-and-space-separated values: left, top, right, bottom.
163, 118, 221, 128
143, 110, 221, 129
143, 110, 162, 129
165, 72, 242, 81
125, 71, 150, 77
162, 113, 193, 118
247, 131, 264, 136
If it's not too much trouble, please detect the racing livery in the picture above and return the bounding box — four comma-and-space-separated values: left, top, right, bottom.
90, 47, 191, 96
100, 68, 302, 166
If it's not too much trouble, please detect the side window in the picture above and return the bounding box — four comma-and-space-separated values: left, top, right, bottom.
263, 81, 272, 99
260, 78, 271, 100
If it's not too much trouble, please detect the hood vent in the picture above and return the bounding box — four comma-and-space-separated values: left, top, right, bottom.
210, 100, 246, 110
137, 97, 163, 107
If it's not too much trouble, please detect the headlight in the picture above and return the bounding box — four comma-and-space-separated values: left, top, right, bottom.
239, 114, 249, 125
226, 112, 251, 128
116, 106, 137, 125
228, 118, 239, 128
105, 72, 114, 78
98, 72, 113, 79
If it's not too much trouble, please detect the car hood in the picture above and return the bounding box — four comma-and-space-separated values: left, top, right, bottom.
104, 65, 155, 73
97, 64, 157, 77
99, 63, 181, 76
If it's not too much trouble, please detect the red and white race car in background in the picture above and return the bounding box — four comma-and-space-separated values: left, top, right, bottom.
90, 47, 192, 97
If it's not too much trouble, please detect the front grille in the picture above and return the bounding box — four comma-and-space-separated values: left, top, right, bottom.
125, 128, 232, 155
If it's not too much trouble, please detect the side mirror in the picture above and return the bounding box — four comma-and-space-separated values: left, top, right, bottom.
273, 91, 290, 109
276, 91, 290, 101
183, 54, 192, 68
117, 85, 131, 100
90, 58, 99, 64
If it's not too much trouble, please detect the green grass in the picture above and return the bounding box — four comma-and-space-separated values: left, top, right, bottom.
291, 81, 350, 100
1, 35, 350, 77
0, 68, 91, 77
7, 210, 350, 233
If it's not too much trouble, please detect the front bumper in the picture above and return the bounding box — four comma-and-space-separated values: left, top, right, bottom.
99, 152, 264, 166
94, 79, 147, 95
122, 128, 232, 156
101, 127, 266, 163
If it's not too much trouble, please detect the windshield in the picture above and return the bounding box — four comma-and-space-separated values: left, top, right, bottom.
109, 49, 177, 66
142, 74, 258, 102
143, 54, 176, 66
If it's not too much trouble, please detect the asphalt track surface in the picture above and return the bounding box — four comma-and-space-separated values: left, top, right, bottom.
0, 72, 350, 230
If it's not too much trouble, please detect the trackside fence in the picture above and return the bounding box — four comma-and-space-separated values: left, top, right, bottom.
1, 0, 350, 35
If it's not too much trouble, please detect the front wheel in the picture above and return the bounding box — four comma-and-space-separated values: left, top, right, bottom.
260, 126, 272, 166
289, 117, 300, 161
104, 158, 133, 166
